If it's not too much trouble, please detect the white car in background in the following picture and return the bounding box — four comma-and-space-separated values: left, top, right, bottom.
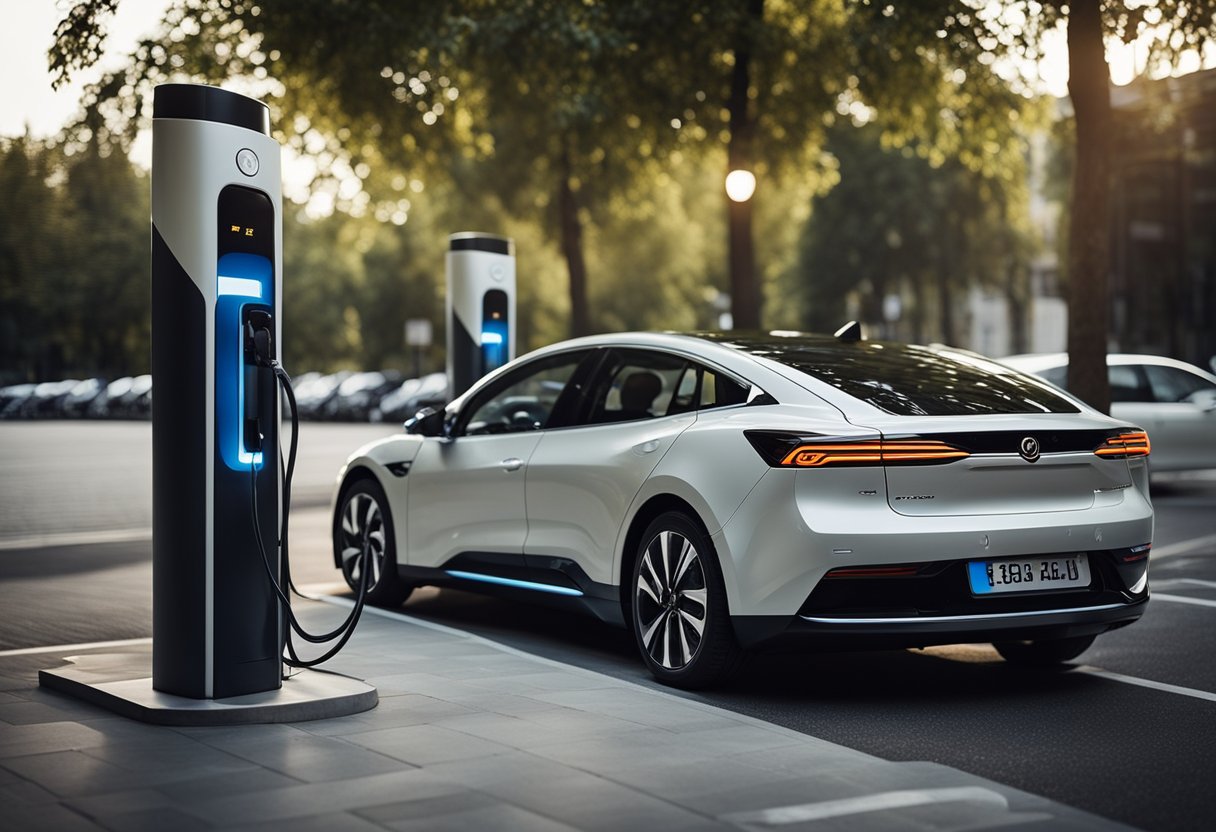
332, 332, 1154, 688
1001, 354, 1216, 472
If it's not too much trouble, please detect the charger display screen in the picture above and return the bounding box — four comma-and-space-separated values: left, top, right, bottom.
217, 185, 275, 471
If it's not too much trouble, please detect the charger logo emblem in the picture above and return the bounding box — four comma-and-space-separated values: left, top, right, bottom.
1019, 436, 1040, 462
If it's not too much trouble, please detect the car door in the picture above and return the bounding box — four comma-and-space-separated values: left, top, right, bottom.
523, 348, 701, 586
406, 350, 594, 569
1134, 363, 1216, 470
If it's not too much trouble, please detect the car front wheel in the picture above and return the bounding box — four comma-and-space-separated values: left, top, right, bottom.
334, 477, 412, 607
630, 511, 743, 689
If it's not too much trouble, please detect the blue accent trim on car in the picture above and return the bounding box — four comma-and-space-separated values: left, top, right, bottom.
444, 570, 584, 597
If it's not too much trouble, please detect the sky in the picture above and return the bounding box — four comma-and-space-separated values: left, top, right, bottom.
3, 1, 1214, 158
1, 0, 170, 141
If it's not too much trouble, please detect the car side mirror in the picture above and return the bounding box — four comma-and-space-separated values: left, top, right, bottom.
405, 406, 447, 437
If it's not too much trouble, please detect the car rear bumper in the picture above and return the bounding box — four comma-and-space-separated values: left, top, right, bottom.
732, 596, 1148, 650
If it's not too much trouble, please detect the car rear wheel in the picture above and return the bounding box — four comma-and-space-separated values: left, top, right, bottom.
993, 634, 1096, 666
334, 478, 412, 608
630, 511, 743, 689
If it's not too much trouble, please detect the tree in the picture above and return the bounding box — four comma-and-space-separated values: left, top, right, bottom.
51, 0, 708, 338
0, 132, 149, 381
849, 0, 1216, 412
794, 123, 1034, 346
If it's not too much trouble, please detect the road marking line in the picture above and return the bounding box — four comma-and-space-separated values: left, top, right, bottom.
0, 528, 152, 552
1153, 593, 1216, 609
1078, 666, 1216, 704
1178, 578, 1216, 590
0, 637, 151, 658
721, 787, 1008, 826
1151, 532, 1216, 560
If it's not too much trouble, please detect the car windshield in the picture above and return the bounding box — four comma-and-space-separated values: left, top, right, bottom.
698, 332, 1080, 416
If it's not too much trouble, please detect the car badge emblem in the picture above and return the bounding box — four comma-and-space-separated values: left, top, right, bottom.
1019, 436, 1040, 463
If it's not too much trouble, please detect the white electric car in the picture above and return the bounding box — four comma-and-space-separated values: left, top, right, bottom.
332, 331, 1153, 688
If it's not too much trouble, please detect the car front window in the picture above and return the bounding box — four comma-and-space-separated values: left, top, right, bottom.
461, 352, 587, 436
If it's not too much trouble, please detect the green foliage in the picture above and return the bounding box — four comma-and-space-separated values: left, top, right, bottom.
790, 123, 1034, 344
36, 0, 1210, 384
0, 136, 148, 382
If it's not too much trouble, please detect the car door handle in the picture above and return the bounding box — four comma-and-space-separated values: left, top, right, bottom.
500, 457, 523, 472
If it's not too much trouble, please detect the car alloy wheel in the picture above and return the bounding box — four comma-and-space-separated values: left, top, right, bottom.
333, 478, 412, 607
339, 490, 386, 592
630, 511, 743, 689
635, 529, 708, 670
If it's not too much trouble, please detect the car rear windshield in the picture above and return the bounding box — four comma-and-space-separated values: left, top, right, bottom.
700, 333, 1080, 416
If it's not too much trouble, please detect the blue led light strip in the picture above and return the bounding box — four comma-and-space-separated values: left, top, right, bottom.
444, 570, 584, 597
216, 253, 271, 470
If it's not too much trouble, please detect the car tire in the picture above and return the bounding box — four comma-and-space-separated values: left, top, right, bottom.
993, 634, 1096, 666
630, 511, 743, 689
333, 477, 413, 608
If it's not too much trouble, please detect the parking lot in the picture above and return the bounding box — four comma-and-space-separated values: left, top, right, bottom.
1, 421, 1214, 830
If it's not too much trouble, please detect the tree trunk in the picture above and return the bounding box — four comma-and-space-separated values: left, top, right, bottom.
1065, 0, 1112, 413
1006, 263, 1030, 355
936, 266, 957, 345
726, 0, 763, 330
558, 143, 591, 338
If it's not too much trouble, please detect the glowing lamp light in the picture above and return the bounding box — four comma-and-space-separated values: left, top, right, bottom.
725, 169, 756, 202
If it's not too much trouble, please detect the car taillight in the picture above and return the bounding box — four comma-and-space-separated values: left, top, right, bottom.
1094, 430, 1151, 459
745, 431, 969, 468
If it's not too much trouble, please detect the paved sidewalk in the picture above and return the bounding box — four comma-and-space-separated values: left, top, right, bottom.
2, 599, 1133, 831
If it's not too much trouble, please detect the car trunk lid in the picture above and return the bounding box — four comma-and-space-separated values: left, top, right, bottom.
865, 414, 1136, 517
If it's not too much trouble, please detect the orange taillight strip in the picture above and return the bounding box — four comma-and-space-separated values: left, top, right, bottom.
1094, 431, 1151, 458
780, 439, 969, 467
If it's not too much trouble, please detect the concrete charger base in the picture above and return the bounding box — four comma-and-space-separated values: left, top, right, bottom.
39, 649, 378, 726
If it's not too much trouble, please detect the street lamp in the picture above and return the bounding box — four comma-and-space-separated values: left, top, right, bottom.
724, 168, 756, 202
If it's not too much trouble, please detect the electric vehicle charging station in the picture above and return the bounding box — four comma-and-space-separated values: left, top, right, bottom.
149, 83, 284, 700
446, 233, 516, 397
39, 84, 375, 724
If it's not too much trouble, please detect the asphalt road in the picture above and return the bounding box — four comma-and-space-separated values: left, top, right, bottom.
2, 422, 1214, 831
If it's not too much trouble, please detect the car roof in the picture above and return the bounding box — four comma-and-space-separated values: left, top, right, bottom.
1002, 352, 1216, 381
501, 331, 1083, 419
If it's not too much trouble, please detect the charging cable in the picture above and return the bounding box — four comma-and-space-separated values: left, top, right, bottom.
246, 322, 373, 669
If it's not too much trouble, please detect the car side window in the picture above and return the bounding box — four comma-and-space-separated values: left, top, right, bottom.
700, 371, 749, 409
460, 352, 588, 436
1143, 365, 1216, 403
580, 350, 690, 426
1109, 365, 1153, 403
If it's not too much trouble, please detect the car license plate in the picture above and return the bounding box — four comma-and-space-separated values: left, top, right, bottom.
968, 554, 1091, 595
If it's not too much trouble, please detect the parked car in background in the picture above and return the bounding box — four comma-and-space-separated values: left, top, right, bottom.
1002, 353, 1216, 471
294, 371, 352, 419
321, 371, 403, 421
0, 383, 37, 418
109, 374, 152, 419
87, 377, 133, 419
61, 378, 106, 418
372, 372, 449, 423
18, 379, 81, 418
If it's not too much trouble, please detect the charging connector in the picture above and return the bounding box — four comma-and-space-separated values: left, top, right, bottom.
243, 315, 374, 670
